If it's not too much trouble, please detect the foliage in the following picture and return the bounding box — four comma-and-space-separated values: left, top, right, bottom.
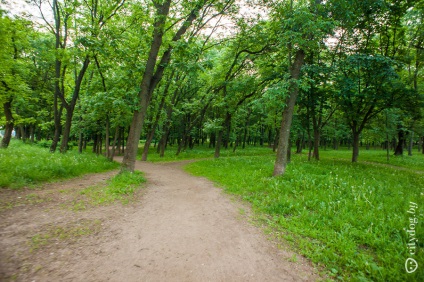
186, 150, 424, 281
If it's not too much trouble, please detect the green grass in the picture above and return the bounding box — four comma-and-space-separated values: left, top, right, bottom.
140, 143, 275, 162
185, 151, 424, 281
0, 140, 119, 189
78, 171, 146, 207
321, 148, 424, 172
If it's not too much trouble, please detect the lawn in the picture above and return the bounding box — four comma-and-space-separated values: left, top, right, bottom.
142, 143, 275, 162
0, 140, 119, 189
185, 147, 424, 281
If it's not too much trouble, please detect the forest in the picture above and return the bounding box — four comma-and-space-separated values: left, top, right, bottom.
0, 0, 423, 173
0, 0, 424, 281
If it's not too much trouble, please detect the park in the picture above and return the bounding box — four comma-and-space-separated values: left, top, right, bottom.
1, 0, 423, 281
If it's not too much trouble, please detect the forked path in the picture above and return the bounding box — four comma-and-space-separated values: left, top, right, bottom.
61, 158, 318, 282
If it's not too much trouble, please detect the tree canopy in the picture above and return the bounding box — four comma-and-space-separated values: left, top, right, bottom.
1, 0, 423, 173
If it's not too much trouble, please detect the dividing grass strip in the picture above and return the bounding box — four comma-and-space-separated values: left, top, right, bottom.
78, 171, 146, 207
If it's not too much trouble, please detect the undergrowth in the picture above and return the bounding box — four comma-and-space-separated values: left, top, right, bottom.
185, 152, 424, 281
0, 140, 119, 189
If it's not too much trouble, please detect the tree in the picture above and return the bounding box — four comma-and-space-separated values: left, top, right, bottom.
336, 54, 407, 162
122, 0, 236, 172
299, 61, 336, 160
32, 0, 126, 152
0, 12, 32, 148
270, 0, 333, 176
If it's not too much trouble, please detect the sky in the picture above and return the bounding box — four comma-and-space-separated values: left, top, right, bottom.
2, 0, 33, 17
1, 0, 268, 40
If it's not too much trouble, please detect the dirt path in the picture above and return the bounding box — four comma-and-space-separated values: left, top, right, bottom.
1, 159, 319, 281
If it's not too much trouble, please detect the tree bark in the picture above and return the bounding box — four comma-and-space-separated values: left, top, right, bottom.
1, 98, 14, 148
50, 105, 63, 153
141, 93, 167, 161
214, 130, 223, 158
408, 131, 414, 156
122, 1, 172, 171
59, 56, 90, 153
223, 112, 232, 149
394, 126, 405, 156
352, 131, 360, 162
312, 128, 320, 160
50, 0, 64, 153
273, 49, 305, 176
78, 131, 83, 153
273, 128, 279, 153
105, 115, 110, 158
122, 0, 206, 171
110, 126, 119, 160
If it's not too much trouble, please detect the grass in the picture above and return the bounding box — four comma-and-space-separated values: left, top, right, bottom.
185, 149, 424, 281
0, 140, 119, 189
141, 143, 275, 162
78, 171, 146, 208
322, 148, 424, 172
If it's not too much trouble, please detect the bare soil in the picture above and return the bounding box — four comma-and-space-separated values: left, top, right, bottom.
0, 158, 320, 281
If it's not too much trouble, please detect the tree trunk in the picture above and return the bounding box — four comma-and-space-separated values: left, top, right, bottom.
97, 134, 102, 155
50, 0, 63, 153
287, 138, 292, 163
105, 115, 110, 158
110, 126, 119, 160
176, 121, 187, 156
60, 106, 74, 153
295, 131, 303, 154
141, 127, 155, 161
268, 128, 273, 147
159, 131, 170, 157
50, 105, 63, 153
210, 133, 216, 148
273, 128, 279, 153
273, 49, 305, 176
78, 131, 83, 153
312, 128, 320, 160
19, 125, 26, 141
233, 136, 239, 152
122, 1, 172, 171
352, 131, 360, 162
1, 98, 14, 148
59, 57, 90, 153
141, 91, 167, 161
122, 0, 203, 171
30, 126, 35, 143
159, 96, 177, 158
408, 131, 414, 156
223, 112, 232, 149
394, 126, 404, 156
92, 134, 97, 153
214, 130, 223, 158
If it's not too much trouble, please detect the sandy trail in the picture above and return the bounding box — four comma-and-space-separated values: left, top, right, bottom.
0, 159, 319, 281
